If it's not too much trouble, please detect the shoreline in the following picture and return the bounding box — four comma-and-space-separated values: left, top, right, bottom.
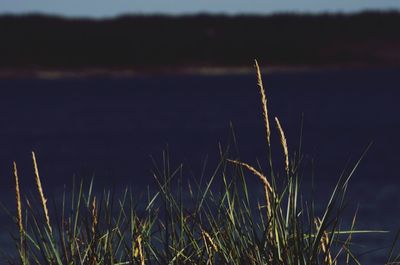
0, 64, 398, 79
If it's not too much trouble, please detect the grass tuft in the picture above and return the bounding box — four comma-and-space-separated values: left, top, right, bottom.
3, 62, 396, 264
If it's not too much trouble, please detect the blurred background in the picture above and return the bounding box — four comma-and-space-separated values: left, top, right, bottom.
1, 1, 400, 263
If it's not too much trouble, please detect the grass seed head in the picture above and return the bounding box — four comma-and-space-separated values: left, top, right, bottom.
275, 117, 289, 175
255, 59, 271, 148
32, 151, 52, 233
13, 162, 24, 245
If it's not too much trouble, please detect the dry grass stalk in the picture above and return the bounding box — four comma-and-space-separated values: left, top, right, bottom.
91, 197, 98, 235
32, 151, 52, 233
201, 228, 218, 265
89, 197, 99, 265
255, 60, 271, 147
202, 229, 218, 253
137, 235, 145, 265
321, 230, 334, 265
228, 159, 274, 217
13, 162, 24, 246
315, 218, 334, 265
227, 159, 273, 193
274, 117, 289, 175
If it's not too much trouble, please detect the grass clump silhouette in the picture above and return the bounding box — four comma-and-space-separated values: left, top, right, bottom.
6, 61, 394, 264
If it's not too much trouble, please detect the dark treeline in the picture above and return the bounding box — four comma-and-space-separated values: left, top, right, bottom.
1, 12, 400, 70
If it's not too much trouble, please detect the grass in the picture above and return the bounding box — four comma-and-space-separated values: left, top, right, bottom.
3, 61, 399, 264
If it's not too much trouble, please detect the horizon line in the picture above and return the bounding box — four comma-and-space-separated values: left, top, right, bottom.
1, 8, 399, 20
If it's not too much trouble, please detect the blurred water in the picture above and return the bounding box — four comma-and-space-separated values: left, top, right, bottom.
0, 68, 399, 263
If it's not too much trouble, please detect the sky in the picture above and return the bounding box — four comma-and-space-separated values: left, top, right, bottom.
1, 1, 400, 18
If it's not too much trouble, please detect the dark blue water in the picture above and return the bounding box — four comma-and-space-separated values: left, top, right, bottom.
0, 69, 399, 263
